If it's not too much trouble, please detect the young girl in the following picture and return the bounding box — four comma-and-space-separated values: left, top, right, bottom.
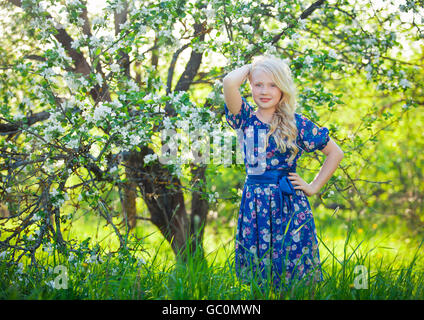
223, 55, 344, 290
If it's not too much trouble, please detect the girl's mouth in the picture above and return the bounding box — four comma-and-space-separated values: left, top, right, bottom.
260, 98, 271, 103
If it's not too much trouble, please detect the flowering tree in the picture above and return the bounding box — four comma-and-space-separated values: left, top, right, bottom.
0, 0, 422, 264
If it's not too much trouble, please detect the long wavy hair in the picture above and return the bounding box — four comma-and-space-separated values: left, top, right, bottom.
250, 55, 299, 163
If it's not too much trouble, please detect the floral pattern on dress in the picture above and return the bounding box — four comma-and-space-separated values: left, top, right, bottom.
224, 97, 330, 289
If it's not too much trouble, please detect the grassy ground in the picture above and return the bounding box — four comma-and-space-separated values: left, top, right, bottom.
1, 208, 424, 300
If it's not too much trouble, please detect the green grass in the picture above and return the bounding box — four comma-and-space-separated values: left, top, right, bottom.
1, 212, 424, 300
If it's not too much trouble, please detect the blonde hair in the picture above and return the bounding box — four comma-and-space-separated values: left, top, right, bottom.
251, 55, 299, 163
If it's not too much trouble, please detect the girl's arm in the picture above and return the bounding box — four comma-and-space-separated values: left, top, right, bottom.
308, 139, 344, 194
223, 64, 251, 115
288, 139, 344, 196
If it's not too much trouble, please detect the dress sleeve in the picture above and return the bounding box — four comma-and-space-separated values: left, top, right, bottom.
296, 113, 330, 152
224, 97, 253, 130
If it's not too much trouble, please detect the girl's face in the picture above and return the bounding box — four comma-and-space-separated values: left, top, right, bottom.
249, 69, 283, 110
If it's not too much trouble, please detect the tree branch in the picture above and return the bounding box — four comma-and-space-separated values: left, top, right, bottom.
166, 43, 191, 95
0, 111, 50, 135
246, 0, 326, 60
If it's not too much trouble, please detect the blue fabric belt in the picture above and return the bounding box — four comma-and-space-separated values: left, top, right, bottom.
243, 169, 296, 218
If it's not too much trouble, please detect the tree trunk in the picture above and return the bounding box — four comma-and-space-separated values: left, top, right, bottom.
123, 150, 191, 257
120, 15, 209, 260
122, 148, 210, 260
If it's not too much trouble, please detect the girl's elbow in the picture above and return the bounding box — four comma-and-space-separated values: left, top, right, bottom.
338, 150, 344, 162
222, 75, 232, 88
328, 148, 344, 162
223, 73, 239, 88
333, 143, 344, 160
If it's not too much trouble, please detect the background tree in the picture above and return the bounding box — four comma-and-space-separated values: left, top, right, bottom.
0, 0, 422, 265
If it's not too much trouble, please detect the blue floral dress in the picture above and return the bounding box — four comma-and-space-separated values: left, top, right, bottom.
224, 97, 330, 289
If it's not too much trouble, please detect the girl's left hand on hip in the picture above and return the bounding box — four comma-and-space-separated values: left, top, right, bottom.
288, 172, 317, 197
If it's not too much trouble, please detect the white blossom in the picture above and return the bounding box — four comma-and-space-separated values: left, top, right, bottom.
66, 136, 80, 149
399, 78, 411, 88
90, 35, 101, 47
292, 33, 300, 41
16, 263, 24, 274
16, 63, 27, 70
71, 34, 87, 50
366, 72, 372, 80
95, 73, 103, 87
12, 111, 24, 121
304, 55, 314, 66
144, 153, 158, 164
68, 253, 75, 262
203, 8, 215, 20
56, 45, 72, 64
298, 19, 307, 29
93, 103, 112, 121
163, 117, 173, 130
92, 15, 105, 26
86, 254, 102, 264
50, 188, 59, 197
241, 24, 254, 34
129, 134, 142, 146
40, 67, 55, 79
76, 17, 86, 28
127, 79, 139, 92
365, 37, 376, 46
328, 49, 337, 59
176, 119, 189, 131
264, 42, 276, 54
111, 0, 125, 14
246, 43, 255, 52
66, 0, 82, 6
110, 63, 120, 73
208, 191, 219, 203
